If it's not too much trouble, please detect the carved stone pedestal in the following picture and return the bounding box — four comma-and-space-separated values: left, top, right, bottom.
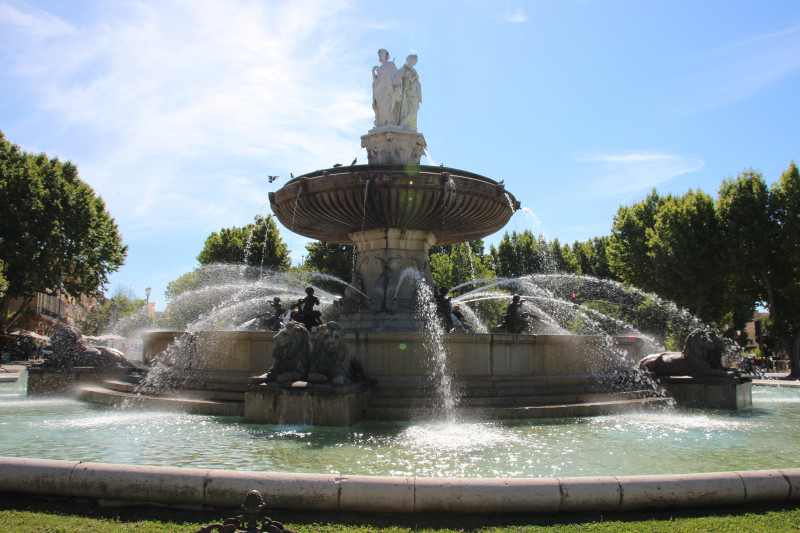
244, 381, 370, 426
656, 375, 753, 409
361, 127, 427, 165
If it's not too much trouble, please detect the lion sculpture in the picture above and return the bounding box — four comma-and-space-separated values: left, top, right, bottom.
638, 329, 735, 378
49, 326, 137, 370
306, 322, 363, 386
265, 321, 311, 383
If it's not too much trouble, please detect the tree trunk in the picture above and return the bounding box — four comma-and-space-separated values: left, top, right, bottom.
0, 297, 8, 333
785, 329, 800, 378
0, 295, 32, 333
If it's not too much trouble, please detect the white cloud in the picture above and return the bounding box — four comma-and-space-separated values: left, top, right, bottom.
507, 9, 527, 23
0, 0, 372, 233
578, 152, 705, 195
677, 24, 800, 111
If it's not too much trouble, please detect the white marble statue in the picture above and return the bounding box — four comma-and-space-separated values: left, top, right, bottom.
397, 54, 421, 131
372, 49, 400, 127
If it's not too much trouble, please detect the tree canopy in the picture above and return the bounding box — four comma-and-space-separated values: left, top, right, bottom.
488, 230, 580, 278
609, 163, 800, 374
717, 164, 800, 376
0, 131, 127, 332
197, 214, 290, 271
608, 189, 734, 326
79, 287, 152, 336
429, 240, 494, 293
304, 241, 354, 283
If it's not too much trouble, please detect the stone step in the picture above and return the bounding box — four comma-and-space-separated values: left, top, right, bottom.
369, 382, 636, 399
366, 390, 656, 409
76, 385, 244, 417
100, 379, 245, 402
367, 374, 636, 393
362, 397, 672, 422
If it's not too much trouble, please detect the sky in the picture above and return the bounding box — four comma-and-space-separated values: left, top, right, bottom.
1, 0, 798, 311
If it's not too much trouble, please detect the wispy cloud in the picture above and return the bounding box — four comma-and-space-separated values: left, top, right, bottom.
507, 9, 527, 23
578, 152, 705, 195
0, 0, 371, 234
677, 24, 800, 111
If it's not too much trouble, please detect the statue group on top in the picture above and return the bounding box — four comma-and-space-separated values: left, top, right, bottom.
372, 49, 421, 131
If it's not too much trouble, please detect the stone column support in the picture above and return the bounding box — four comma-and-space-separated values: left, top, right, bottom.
347, 228, 436, 314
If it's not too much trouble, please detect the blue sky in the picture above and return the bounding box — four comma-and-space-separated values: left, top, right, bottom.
1, 0, 798, 311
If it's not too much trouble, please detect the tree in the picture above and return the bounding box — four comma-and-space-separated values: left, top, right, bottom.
547, 238, 580, 274
0, 260, 8, 299
429, 240, 494, 293
304, 241, 354, 283
719, 164, 800, 376
570, 237, 616, 280
197, 214, 290, 271
0, 131, 127, 332
608, 189, 733, 326
647, 190, 727, 322
489, 230, 548, 278
488, 231, 582, 279
607, 190, 664, 289
78, 287, 151, 336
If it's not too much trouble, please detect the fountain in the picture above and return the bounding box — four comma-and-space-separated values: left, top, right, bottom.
0, 49, 791, 514
76, 49, 677, 425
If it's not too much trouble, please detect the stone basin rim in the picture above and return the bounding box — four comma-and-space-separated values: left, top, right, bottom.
268, 164, 520, 245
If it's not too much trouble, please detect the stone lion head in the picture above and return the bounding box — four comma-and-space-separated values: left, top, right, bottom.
267, 321, 311, 380
683, 328, 726, 370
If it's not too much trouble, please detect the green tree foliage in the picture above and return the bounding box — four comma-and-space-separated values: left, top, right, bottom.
304, 241, 354, 283
609, 189, 732, 326
0, 131, 127, 332
165, 268, 204, 301
547, 238, 579, 274
570, 237, 616, 280
197, 215, 290, 271
488, 230, 580, 278
607, 190, 664, 289
0, 260, 8, 299
78, 287, 151, 336
648, 190, 727, 321
719, 164, 800, 376
429, 240, 494, 293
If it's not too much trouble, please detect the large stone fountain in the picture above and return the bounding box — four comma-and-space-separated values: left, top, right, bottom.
80, 50, 680, 424
270, 51, 518, 333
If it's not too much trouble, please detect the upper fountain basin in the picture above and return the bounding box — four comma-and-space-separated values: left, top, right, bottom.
269, 165, 520, 245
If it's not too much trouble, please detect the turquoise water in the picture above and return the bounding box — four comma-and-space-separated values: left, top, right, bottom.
2, 379, 798, 478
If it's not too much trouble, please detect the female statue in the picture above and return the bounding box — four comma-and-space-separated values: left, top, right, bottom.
372, 49, 400, 127
398, 54, 421, 131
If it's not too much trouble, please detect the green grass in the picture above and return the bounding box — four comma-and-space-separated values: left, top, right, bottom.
1, 493, 799, 532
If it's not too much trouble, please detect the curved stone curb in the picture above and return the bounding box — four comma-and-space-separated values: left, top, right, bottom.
1, 457, 798, 513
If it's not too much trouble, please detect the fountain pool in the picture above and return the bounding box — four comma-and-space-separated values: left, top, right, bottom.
3, 378, 798, 478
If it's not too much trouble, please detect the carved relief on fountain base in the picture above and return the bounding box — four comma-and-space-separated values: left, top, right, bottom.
361, 128, 427, 165
337, 228, 435, 332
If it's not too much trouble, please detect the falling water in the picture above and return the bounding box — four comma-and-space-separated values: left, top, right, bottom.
242, 214, 263, 265
406, 268, 459, 421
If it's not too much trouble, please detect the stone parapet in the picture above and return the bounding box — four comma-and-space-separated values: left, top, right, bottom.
0, 457, 798, 513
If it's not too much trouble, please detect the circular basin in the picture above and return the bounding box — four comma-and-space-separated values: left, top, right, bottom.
269, 165, 519, 245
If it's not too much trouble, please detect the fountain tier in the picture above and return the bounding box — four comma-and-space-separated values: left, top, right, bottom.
269, 165, 519, 244
269, 165, 519, 332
